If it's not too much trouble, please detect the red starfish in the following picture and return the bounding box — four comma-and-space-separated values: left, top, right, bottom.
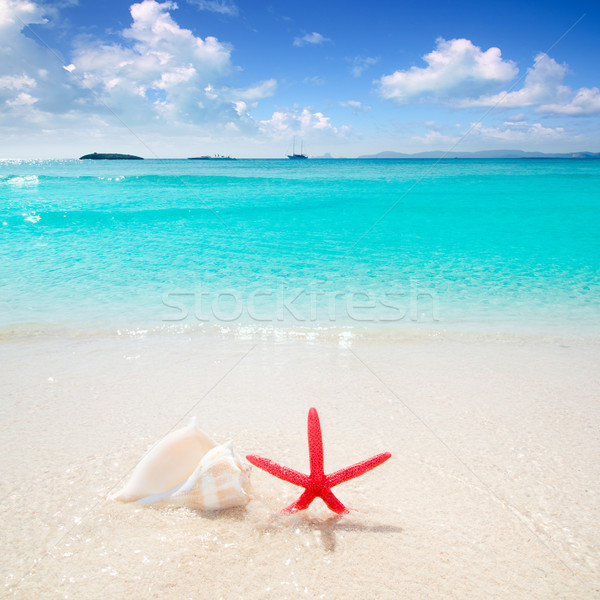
246, 407, 391, 514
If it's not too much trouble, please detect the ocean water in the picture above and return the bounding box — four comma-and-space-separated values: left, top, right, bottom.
1, 158, 598, 338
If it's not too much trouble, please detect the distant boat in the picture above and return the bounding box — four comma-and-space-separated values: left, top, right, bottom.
287, 137, 308, 160
188, 155, 236, 160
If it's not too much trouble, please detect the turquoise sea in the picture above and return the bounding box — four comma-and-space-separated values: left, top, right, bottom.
1, 158, 599, 337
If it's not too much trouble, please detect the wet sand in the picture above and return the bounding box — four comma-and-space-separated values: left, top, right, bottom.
1, 331, 599, 599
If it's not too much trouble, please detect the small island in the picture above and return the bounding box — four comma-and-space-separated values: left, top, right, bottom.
188, 155, 235, 160
79, 152, 143, 160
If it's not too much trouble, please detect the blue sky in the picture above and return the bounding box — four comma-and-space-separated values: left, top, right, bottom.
1, 0, 599, 157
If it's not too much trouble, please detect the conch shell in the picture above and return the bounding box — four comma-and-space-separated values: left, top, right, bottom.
150, 442, 252, 510
110, 419, 251, 510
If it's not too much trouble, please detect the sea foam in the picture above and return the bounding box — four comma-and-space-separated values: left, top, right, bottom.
2, 175, 39, 186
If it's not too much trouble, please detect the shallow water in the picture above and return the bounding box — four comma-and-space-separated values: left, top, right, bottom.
1, 158, 599, 337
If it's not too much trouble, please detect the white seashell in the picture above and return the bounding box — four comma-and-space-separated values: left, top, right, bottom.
110, 418, 216, 503
140, 442, 252, 510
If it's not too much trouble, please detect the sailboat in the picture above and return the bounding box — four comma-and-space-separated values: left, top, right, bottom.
287, 137, 308, 160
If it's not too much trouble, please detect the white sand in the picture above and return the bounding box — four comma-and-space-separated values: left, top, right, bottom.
1, 331, 599, 599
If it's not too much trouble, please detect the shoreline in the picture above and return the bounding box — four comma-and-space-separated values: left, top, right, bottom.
1, 317, 599, 346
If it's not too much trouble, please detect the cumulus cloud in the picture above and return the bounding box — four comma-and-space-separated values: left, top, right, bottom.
259, 107, 349, 138
0, 0, 46, 30
0, 0, 355, 157
0, 0, 297, 156
541, 87, 600, 116
6, 91, 38, 107
462, 53, 570, 108
187, 0, 239, 16
198, 78, 276, 119
378, 38, 517, 103
293, 32, 330, 47
0, 0, 243, 127
0, 0, 81, 114
378, 40, 600, 117
69, 0, 235, 123
447, 52, 600, 116
0, 74, 37, 91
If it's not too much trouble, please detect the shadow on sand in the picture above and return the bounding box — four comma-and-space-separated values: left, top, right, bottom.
257, 513, 403, 552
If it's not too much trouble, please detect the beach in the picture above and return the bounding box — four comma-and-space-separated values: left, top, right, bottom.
2, 329, 599, 599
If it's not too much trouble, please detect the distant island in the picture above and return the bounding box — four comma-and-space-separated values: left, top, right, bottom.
79, 152, 143, 160
358, 150, 600, 159
188, 155, 236, 160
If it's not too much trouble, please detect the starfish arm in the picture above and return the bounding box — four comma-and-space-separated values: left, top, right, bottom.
246, 455, 310, 487
319, 488, 350, 514
307, 407, 324, 477
282, 489, 317, 513
325, 452, 392, 487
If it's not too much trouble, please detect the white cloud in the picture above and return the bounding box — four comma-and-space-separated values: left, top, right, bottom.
540, 87, 600, 116
0, 0, 287, 157
293, 32, 330, 47
196, 78, 276, 116
0, 0, 241, 125
351, 56, 379, 78
411, 115, 572, 147
70, 0, 235, 122
233, 100, 247, 116
462, 53, 570, 108
469, 120, 565, 141
232, 78, 277, 101
340, 100, 371, 113
0, 0, 46, 30
6, 91, 38, 107
410, 118, 572, 149
378, 41, 600, 117
508, 113, 527, 122
187, 0, 238, 16
259, 107, 348, 138
0, 0, 81, 113
0, 74, 37, 90
378, 38, 517, 103
460, 53, 600, 116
